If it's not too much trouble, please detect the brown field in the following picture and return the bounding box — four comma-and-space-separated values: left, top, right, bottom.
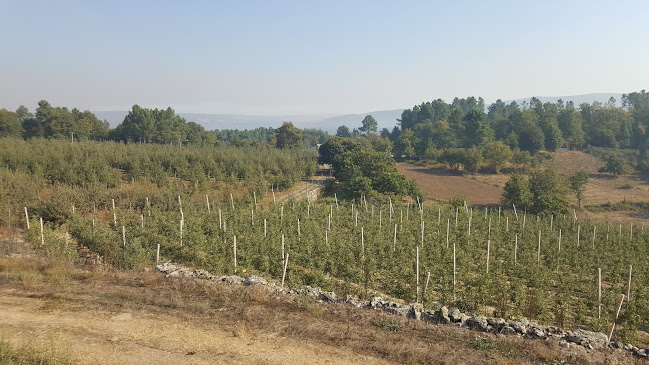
397, 164, 504, 206
400, 151, 649, 224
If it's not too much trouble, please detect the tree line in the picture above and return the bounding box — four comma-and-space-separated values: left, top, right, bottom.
0, 102, 329, 148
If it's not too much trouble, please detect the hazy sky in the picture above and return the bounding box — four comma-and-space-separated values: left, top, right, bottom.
2, 0, 648, 115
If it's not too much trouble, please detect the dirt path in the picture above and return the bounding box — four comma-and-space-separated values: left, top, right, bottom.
0, 292, 387, 365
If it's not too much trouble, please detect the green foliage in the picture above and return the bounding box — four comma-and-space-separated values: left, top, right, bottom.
598, 157, 634, 176
483, 142, 512, 173
372, 319, 401, 331
359, 115, 378, 135
336, 149, 420, 198
336, 125, 351, 138
568, 172, 589, 208
463, 147, 482, 173
502, 174, 532, 208
275, 122, 303, 149
528, 169, 570, 215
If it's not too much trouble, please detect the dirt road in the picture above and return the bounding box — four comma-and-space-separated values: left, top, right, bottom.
0, 291, 386, 365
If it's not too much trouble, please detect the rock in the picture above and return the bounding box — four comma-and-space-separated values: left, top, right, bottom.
526, 326, 546, 339
500, 326, 517, 336
573, 329, 608, 349
156, 263, 177, 273
487, 317, 506, 331
636, 349, 647, 357
167, 270, 180, 277
222, 275, 245, 285
432, 306, 450, 324
465, 316, 489, 331
384, 304, 410, 317
510, 321, 527, 334
448, 308, 463, 323
320, 291, 337, 303
195, 269, 211, 278
243, 275, 267, 286
559, 340, 570, 348
408, 303, 423, 320
370, 297, 383, 309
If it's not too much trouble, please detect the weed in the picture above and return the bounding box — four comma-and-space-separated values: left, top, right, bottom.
371, 319, 401, 332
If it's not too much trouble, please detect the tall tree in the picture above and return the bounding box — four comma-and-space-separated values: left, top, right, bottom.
275, 122, 303, 149
359, 115, 378, 135
336, 125, 351, 138
568, 172, 588, 208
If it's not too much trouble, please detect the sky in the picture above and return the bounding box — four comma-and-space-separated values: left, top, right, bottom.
1, 0, 648, 116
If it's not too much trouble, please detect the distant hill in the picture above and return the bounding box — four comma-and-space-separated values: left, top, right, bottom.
94, 93, 624, 134
94, 110, 404, 134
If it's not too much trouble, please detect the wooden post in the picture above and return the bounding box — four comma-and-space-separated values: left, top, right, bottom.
537, 230, 541, 263
325, 230, 328, 245
334, 193, 338, 207
141, 214, 144, 229
513, 204, 518, 220
522, 214, 526, 236
328, 213, 331, 231
438, 208, 441, 224
416, 246, 420, 303
598, 268, 602, 319
24, 207, 30, 229
406, 202, 409, 220
506, 216, 509, 232
608, 294, 626, 341
361, 227, 365, 257
112, 198, 115, 211
281, 205, 284, 222
421, 220, 424, 245
453, 241, 456, 301
630, 223, 633, 241
230, 193, 235, 210
498, 206, 501, 223
297, 218, 300, 236
627, 265, 632, 302
550, 215, 553, 231
468, 215, 471, 239
272, 190, 276, 204
113, 211, 117, 226
488, 217, 491, 238
558, 229, 562, 253
355, 211, 358, 227
156, 243, 160, 265
178, 195, 182, 212
219, 208, 222, 229
264, 219, 267, 237
233, 235, 237, 269
253, 191, 257, 209
592, 226, 596, 248
281, 253, 289, 288
39, 217, 44, 246
446, 219, 450, 248
455, 207, 458, 227
379, 210, 382, 227
486, 240, 490, 273
393, 224, 397, 251
281, 234, 285, 261
206, 194, 211, 213
423, 271, 431, 302
251, 209, 254, 226
122, 226, 126, 248
514, 235, 518, 264
577, 225, 580, 248
180, 219, 183, 247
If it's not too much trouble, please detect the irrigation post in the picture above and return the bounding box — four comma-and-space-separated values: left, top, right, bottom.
608, 294, 626, 341
24, 207, 30, 229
